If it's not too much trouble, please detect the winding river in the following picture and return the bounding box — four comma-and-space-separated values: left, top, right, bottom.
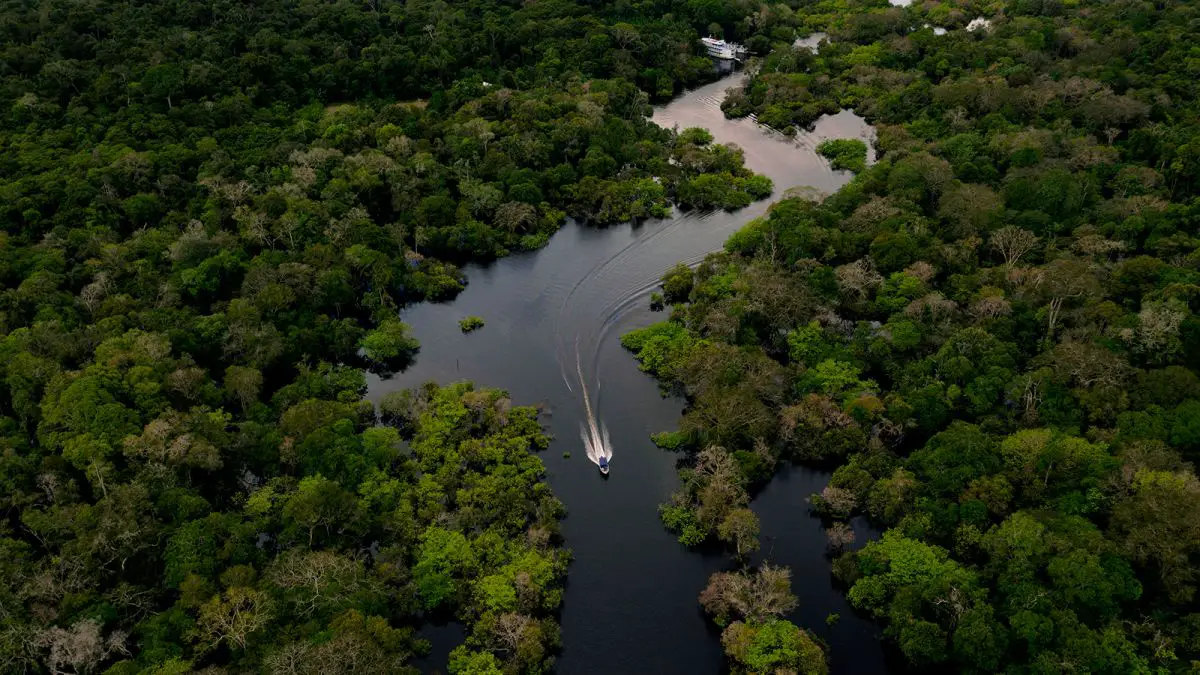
370, 72, 888, 674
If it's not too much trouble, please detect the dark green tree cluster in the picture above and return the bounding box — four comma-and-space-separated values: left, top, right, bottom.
0, 0, 802, 670
0, 370, 568, 673
626, 0, 1200, 671
0, 0, 793, 111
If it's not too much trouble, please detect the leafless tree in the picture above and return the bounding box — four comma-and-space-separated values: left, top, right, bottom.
38, 620, 128, 675
699, 564, 798, 625
990, 226, 1039, 271
267, 549, 367, 618
1134, 300, 1187, 361
491, 613, 535, 654
194, 587, 274, 652
825, 522, 857, 552
835, 258, 883, 301
817, 486, 858, 518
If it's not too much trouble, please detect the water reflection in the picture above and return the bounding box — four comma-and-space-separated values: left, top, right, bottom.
793, 32, 829, 53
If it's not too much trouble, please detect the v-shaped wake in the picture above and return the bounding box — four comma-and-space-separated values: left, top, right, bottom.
575, 340, 613, 473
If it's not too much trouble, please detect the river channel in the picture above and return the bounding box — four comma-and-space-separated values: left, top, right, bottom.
370, 71, 888, 674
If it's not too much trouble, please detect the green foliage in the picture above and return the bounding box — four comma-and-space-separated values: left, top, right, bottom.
360, 320, 420, 368
660, 504, 709, 546
620, 321, 696, 380
721, 619, 828, 675
459, 316, 486, 333
626, 2, 1200, 668
661, 263, 695, 304
414, 527, 478, 610
9, 0, 1200, 669
817, 139, 868, 173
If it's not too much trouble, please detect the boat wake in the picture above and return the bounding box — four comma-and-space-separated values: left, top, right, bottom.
575, 339, 613, 473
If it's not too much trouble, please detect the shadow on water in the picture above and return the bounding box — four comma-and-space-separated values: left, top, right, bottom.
369, 71, 888, 674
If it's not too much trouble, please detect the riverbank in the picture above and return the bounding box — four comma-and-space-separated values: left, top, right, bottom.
375, 70, 886, 674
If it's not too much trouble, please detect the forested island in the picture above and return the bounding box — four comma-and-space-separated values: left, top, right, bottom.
2, 0, 1200, 673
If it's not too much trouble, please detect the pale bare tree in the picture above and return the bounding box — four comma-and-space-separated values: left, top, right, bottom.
491, 613, 535, 654
817, 486, 858, 518
233, 206, 273, 247
123, 413, 222, 470
194, 587, 274, 652
844, 197, 901, 233
903, 292, 959, 325
267, 549, 368, 618
78, 272, 111, 314
835, 258, 883, 301
825, 522, 856, 552
990, 226, 1039, 271
1048, 340, 1133, 389
38, 620, 128, 675
970, 291, 1012, 320
699, 564, 798, 625
903, 261, 936, 282
495, 202, 537, 233
742, 564, 799, 623
1134, 300, 1187, 362
1072, 233, 1126, 259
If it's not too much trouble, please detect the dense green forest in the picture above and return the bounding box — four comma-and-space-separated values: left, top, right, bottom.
6, 0, 1200, 671
625, 0, 1200, 672
0, 0, 799, 671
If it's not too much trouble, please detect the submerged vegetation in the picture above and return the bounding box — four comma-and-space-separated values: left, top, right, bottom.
816, 139, 868, 173
460, 316, 486, 333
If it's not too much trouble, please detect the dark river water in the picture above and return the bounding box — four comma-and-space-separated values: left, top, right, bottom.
370, 72, 887, 674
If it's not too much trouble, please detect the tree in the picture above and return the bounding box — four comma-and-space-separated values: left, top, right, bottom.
1024, 258, 1101, 342
718, 508, 761, 559
661, 263, 694, 303
38, 620, 128, 675
448, 646, 504, 675
193, 587, 274, 653
267, 549, 372, 618
283, 476, 360, 546
721, 619, 827, 675
990, 226, 1039, 271
360, 320, 419, 370
825, 522, 856, 552
699, 564, 798, 626
940, 183, 1002, 236
264, 611, 417, 674
224, 365, 263, 411
413, 527, 477, 610
1110, 470, 1200, 604
835, 258, 883, 301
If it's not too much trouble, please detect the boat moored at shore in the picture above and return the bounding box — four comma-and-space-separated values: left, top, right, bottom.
701, 36, 746, 60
